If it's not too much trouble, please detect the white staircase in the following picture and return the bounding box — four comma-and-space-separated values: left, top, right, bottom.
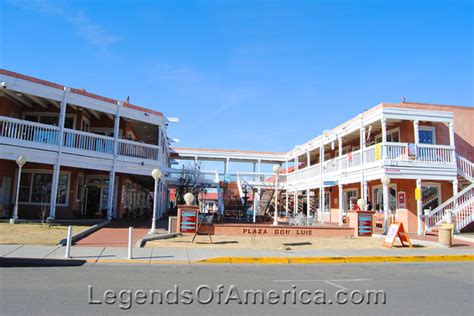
425, 155, 473, 234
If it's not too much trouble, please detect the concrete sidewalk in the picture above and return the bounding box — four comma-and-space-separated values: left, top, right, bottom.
0, 244, 472, 265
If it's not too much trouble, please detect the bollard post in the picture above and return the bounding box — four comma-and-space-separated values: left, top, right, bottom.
128, 227, 133, 260
65, 226, 73, 259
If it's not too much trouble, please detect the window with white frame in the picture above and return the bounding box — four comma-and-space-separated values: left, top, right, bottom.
419, 126, 436, 144
342, 189, 358, 212
422, 183, 441, 211
18, 171, 70, 205
372, 184, 397, 211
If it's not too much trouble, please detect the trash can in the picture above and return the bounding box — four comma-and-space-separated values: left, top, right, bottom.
438, 226, 453, 248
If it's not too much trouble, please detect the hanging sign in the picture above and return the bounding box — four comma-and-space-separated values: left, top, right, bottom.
398, 191, 406, 209
375, 144, 381, 160
415, 188, 421, 201
383, 222, 413, 248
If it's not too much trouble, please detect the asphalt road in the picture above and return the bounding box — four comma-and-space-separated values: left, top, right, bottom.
1, 262, 473, 315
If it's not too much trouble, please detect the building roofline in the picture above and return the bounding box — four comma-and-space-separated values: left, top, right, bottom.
171, 147, 286, 155
0, 69, 163, 117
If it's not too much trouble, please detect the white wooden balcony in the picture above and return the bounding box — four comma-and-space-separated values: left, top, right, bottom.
0, 116, 165, 167
285, 143, 456, 187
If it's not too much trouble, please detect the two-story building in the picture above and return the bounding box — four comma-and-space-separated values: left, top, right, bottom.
0, 69, 170, 221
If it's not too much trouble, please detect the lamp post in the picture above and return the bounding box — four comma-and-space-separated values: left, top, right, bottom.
272, 164, 282, 226
10, 156, 27, 224
381, 175, 391, 235
150, 168, 162, 234
184, 192, 195, 206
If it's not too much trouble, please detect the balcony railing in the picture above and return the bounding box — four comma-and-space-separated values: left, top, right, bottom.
0, 116, 59, 146
63, 128, 114, 155
0, 116, 163, 163
286, 142, 455, 185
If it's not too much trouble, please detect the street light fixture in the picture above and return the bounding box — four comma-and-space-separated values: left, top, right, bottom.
184, 192, 194, 206
357, 198, 367, 210
10, 156, 27, 224
381, 175, 391, 235
150, 168, 162, 234
272, 164, 282, 226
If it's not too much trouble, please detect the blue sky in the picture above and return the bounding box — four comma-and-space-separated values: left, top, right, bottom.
1, 0, 472, 154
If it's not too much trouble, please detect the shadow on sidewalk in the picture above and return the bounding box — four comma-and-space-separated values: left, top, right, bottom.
0, 258, 87, 268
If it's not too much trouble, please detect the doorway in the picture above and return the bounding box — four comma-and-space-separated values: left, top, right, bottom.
85, 185, 101, 217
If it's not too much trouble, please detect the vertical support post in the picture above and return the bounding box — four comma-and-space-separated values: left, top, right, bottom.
128, 227, 133, 259
413, 120, 420, 160
65, 225, 72, 259
338, 137, 343, 157
449, 121, 456, 163
306, 150, 310, 167
416, 179, 423, 235
452, 178, 459, 210
383, 180, 390, 234
49, 87, 69, 220
224, 158, 230, 181
319, 143, 325, 223
338, 183, 343, 226
108, 103, 121, 219
285, 190, 289, 217
360, 126, 366, 203
306, 190, 310, 218
293, 189, 297, 214
381, 118, 387, 160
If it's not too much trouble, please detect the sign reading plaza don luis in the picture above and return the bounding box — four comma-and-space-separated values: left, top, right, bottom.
241, 227, 314, 236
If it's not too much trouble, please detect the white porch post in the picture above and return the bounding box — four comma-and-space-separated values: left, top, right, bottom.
452, 178, 459, 209
338, 137, 343, 157
150, 178, 159, 233
293, 189, 297, 214
413, 120, 420, 160
382, 178, 390, 234
253, 188, 260, 223
306, 150, 310, 167
49, 87, 69, 220
381, 118, 387, 159
416, 179, 423, 235
107, 104, 121, 219
338, 183, 343, 226
306, 190, 310, 218
319, 144, 325, 223
360, 126, 366, 207
285, 190, 289, 217
449, 121, 456, 163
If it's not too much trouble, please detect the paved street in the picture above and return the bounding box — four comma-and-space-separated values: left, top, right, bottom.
1, 262, 472, 315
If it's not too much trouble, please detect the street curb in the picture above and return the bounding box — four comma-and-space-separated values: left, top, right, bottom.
196, 254, 474, 265
57, 219, 110, 246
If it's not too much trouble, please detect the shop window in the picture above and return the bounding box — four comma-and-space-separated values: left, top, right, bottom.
343, 189, 358, 212
372, 185, 397, 211
422, 184, 441, 211
17, 171, 69, 206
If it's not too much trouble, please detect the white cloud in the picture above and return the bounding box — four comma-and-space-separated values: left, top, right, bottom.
7, 0, 121, 50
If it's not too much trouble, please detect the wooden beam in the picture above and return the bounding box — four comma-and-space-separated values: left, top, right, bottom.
105, 113, 114, 121
3, 90, 32, 108
49, 100, 61, 108
87, 108, 101, 120
23, 94, 48, 109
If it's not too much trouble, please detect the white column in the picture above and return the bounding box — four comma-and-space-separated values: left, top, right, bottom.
273, 173, 279, 225
49, 87, 69, 220
306, 150, 310, 167
107, 108, 121, 219
295, 156, 299, 171
382, 180, 390, 234
360, 127, 366, 203
338, 183, 343, 226
306, 190, 310, 218
285, 190, 289, 217
363, 181, 368, 210
293, 189, 297, 214
452, 178, 459, 210
449, 121, 456, 163
338, 137, 343, 157
381, 118, 387, 159
413, 120, 419, 159
416, 179, 423, 235
224, 158, 230, 179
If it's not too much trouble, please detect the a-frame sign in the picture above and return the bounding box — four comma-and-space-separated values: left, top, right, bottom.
383, 222, 413, 248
